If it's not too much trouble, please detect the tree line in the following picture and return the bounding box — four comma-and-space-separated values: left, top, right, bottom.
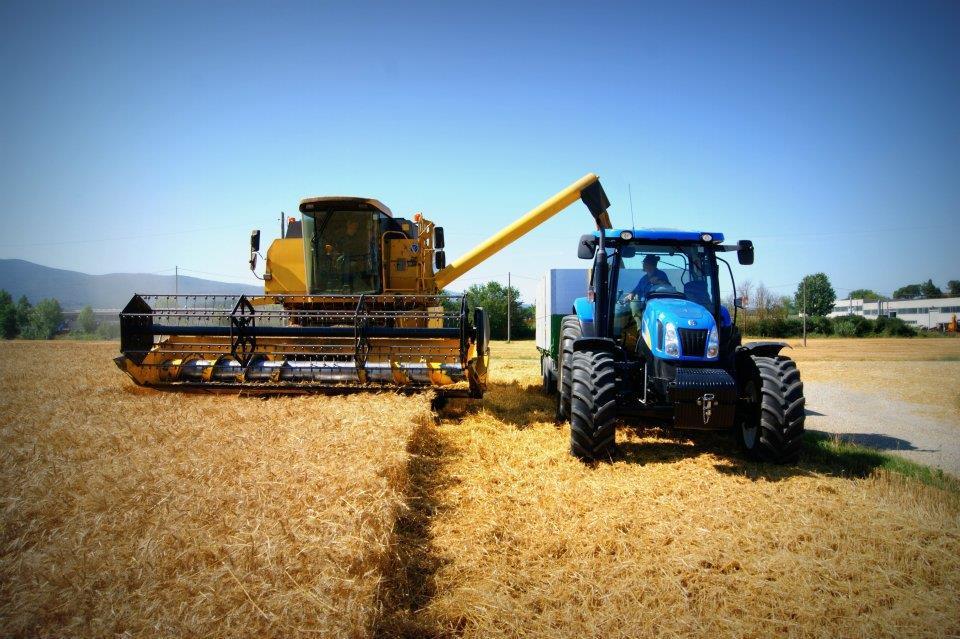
732, 272, 953, 338
0, 291, 65, 340
845, 280, 959, 301
0, 291, 119, 340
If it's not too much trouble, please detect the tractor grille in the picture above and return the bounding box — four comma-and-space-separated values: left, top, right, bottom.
678, 328, 707, 357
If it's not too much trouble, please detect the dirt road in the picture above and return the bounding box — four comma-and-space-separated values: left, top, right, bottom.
805, 381, 960, 475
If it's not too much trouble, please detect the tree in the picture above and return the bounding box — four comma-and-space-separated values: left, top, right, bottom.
21, 298, 64, 340
752, 282, 788, 319
77, 305, 98, 333
892, 284, 920, 299
948, 280, 960, 297
15, 296, 32, 329
779, 295, 798, 316
0, 290, 18, 338
920, 279, 942, 298
848, 288, 884, 301
464, 281, 534, 340
794, 273, 836, 317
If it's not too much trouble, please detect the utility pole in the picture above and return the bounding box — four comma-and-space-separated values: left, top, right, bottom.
507, 272, 512, 343
175, 265, 179, 297
280, 212, 285, 239
802, 277, 807, 347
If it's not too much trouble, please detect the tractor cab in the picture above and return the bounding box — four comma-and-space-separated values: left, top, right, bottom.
576, 229, 753, 352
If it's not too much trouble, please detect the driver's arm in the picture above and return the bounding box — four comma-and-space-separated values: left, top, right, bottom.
625, 276, 649, 301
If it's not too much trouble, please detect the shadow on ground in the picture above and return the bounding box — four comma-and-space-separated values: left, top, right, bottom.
806, 430, 938, 453
464, 380, 913, 484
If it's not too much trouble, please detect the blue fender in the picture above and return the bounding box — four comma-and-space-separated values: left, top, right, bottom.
572, 297, 595, 336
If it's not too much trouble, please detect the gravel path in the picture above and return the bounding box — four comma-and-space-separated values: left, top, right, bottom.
804, 381, 960, 476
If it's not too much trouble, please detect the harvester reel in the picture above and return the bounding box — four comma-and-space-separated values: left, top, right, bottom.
229, 295, 257, 367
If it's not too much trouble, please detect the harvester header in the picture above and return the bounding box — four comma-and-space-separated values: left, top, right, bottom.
115, 174, 610, 396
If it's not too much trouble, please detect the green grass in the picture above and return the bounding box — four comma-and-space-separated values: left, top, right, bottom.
804, 432, 960, 493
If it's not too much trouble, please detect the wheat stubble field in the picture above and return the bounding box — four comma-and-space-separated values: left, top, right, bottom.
2, 339, 959, 638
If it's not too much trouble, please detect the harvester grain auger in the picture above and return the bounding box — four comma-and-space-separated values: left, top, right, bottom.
115, 174, 612, 396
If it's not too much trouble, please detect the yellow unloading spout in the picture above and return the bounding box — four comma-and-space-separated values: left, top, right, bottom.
434, 173, 612, 289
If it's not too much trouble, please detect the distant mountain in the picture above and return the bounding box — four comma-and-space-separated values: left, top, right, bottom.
0, 259, 262, 310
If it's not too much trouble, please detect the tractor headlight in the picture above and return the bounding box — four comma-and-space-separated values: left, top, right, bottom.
619, 230, 633, 240
664, 322, 679, 357
706, 325, 719, 358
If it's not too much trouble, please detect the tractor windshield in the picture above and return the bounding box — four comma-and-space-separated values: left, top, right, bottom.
302, 210, 382, 294
613, 242, 719, 333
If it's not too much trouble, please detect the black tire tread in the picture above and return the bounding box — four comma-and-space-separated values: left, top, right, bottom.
569, 350, 619, 461
557, 315, 581, 420
747, 355, 805, 463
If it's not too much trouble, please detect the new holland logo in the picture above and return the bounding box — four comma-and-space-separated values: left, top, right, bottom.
697, 393, 716, 425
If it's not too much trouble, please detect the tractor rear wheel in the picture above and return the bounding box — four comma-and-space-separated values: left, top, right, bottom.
738, 355, 805, 463
569, 350, 619, 461
556, 315, 581, 421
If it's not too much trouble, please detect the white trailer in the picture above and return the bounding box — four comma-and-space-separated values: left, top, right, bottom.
536, 269, 589, 389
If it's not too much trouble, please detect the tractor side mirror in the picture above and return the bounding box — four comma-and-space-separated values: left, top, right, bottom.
577, 234, 596, 259
734, 297, 745, 309
434, 227, 445, 250
435, 250, 446, 270
737, 240, 754, 265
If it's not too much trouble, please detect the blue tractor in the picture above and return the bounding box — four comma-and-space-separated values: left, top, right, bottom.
547, 188, 805, 463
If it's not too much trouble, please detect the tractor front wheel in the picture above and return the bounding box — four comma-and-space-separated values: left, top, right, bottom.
738, 355, 805, 463
569, 350, 619, 461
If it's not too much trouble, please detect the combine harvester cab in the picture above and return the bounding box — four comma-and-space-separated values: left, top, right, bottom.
115, 174, 612, 396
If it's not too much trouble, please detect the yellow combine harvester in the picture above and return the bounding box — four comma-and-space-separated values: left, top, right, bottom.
115, 173, 611, 396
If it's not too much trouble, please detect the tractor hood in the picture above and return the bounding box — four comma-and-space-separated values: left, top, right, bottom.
640, 298, 719, 361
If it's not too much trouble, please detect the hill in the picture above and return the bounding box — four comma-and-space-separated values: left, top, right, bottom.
0, 259, 261, 310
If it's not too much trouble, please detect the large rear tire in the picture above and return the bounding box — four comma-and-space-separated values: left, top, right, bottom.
569, 350, 619, 461
556, 315, 581, 421
738, 355, 805, 463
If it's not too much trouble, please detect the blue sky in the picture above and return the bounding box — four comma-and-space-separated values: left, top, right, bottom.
1, 0, 957, 303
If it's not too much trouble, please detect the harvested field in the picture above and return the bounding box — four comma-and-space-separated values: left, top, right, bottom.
411, 339, 960, 638
778, 338, 960, 420
0, 341, 431, 638
2, 338, 960, 638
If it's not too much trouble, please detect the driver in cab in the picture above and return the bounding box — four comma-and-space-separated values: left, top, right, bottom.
623, 254, 670, 303
335, 216, 375, 291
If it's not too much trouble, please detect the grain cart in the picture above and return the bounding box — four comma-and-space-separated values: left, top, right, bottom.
541, 221, 805, 463
115, 174, 612, 396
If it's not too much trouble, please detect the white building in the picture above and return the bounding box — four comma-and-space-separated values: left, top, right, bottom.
828, 296, 960, 330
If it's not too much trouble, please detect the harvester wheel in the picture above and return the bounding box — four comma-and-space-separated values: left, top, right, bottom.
738, 355, 805, 463
556, 315, 581, 421
569, 350, 619, 462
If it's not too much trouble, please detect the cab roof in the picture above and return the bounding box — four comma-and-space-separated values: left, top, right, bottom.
298, 196, 394, 217
594, 228, 725, 243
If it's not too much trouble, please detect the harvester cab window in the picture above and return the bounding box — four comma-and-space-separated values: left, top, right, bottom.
302, 210, 382, 294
